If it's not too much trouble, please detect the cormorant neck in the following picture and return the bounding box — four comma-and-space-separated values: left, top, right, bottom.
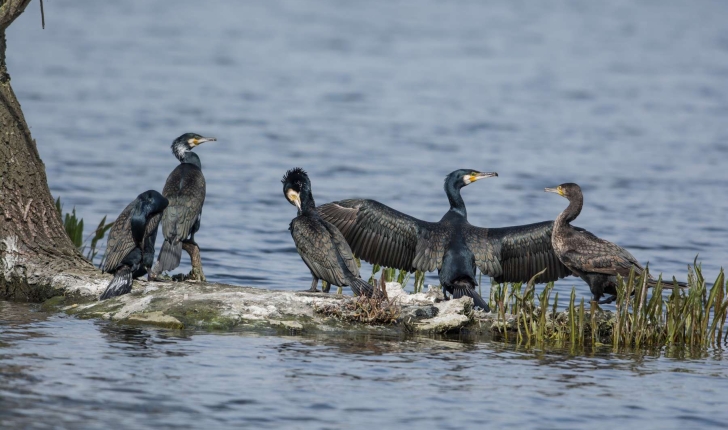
556, 193, 583, 227
130, 202, 147, 249
299, 188, 317, 215
445, 180, 467, 218
181, 152, 202, 169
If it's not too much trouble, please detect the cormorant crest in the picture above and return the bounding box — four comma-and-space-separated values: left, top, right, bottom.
282, 167, 309, 190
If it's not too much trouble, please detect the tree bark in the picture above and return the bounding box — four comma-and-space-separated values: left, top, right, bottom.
0, 0, 94, 301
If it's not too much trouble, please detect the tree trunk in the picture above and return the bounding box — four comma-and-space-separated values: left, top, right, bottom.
0, 0, 94, 301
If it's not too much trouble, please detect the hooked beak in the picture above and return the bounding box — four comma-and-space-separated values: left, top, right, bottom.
190, 136, 217, 147
467, 171, 498, 184
544, 187, 563, 196
287, 189, 302, 211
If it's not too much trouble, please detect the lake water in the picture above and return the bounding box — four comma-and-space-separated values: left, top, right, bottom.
3, 0, 728, 428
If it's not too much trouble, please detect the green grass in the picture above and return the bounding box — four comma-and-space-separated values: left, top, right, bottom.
55, 197, 113, 264
487, 264, 727, 351
368, 259, 727, 351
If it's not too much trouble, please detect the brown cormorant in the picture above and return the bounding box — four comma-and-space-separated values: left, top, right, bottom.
545, 183, 688, 304
282, 168, 374, 297
100, 190, 168, 300
151, 133, 216, 280
318, 169, 574, 311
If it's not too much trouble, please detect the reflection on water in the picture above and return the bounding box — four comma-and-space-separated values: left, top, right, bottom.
1, 301, 728, 429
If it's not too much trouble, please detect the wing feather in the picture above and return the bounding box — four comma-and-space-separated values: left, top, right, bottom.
161, 164, 206, 244
464, 221, 573, 284
318, 199, 443, 272
102, 200, 136, 273
290, 217, 348, 286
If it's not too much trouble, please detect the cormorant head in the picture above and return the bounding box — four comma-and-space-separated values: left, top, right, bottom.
281, 167, 311, 211
446, 169, 499, 189
545, 183, 581, 200
137, 190, 169, 217
171, 133, 217, 162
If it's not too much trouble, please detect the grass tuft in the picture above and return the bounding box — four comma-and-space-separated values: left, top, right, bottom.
488, 264, 727, 352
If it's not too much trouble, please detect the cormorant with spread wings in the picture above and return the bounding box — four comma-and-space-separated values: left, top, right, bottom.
318, 169, 574, 310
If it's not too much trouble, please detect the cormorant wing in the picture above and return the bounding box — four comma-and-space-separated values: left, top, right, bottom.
318, 199, 446, 273
322, 220, 361, 278
290, 217, 349, 286
103, 203, 164, 273
161, 164, 205, 244
561, 229, 644, 278
464, 221, 574, 284
102, 200, 136, 273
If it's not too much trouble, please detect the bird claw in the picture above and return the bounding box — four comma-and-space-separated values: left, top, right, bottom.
598, 295, 617, 305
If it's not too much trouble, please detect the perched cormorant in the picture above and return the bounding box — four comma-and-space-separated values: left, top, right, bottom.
100, 190, 169, 300
151, 133, 216, 280
282, 168, 374, 297
318, 169, 574, 311
545, 183, 688, 304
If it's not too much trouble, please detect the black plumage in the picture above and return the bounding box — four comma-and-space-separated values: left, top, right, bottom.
545, 183, 688, 304
283, 168, 374, 297
151, 133, 215, 278
318, 169, 575, 311
100, 190, 168, 300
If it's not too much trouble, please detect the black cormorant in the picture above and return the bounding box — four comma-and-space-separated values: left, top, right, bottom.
318, 169, 574, 311
100, 190, 169, 300
151, 133, 216, 280
282, 168, 374, 297
545, 183, 687, 303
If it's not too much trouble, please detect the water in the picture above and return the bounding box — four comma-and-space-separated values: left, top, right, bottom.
3, 0, 728, 428
2, 302, 728, 429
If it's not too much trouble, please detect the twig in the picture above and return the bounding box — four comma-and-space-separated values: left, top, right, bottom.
40, 0, 45, 29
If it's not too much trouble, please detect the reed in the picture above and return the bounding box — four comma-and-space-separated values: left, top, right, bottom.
489, 264, 728, 351
55, 197, 113, 264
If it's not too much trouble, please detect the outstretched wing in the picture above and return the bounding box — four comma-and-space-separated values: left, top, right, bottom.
464, 221, 573, 284
161, 164, 206, 244
318, 199, 447, 272
561, 229, 644, 278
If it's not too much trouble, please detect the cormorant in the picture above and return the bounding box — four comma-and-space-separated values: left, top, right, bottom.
282, 168, 374, 297
318, 169, 574, 311
545, 183, 688, 304
151, 133, 216, 281
100, 190, 169, 300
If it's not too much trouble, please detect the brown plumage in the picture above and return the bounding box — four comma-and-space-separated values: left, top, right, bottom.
546, 183, 687, 304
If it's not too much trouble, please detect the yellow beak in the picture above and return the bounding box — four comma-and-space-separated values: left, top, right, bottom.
544, 187, 564, 196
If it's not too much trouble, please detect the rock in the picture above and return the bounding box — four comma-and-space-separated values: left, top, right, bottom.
125, 311, 184, 329
416, 297, 475, 333
40, 277, 505, 335
400, 305, 439, 320
385, 282, 443, 305
269, 320, 304, 331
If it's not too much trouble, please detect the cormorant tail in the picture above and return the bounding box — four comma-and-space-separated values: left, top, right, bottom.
100, 266, 133, 300
348, 277, 375, 298
450, 282, 490, 311
648, 278, 688, 289
156, 239, 182, 273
